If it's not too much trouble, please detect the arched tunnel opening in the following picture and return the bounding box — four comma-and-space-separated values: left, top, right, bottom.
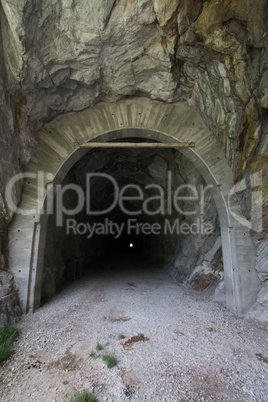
41, 138, 222, 302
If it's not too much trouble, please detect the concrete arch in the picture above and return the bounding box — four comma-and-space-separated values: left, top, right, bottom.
8, 98, 259, 314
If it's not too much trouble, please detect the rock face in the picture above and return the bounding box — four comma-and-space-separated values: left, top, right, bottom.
0, 231, 21, 323
0, 270, 21, 323
187, 237, 223, 291
0, 0, 267, 321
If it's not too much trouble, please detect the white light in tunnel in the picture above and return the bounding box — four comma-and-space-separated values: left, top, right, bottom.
129, 243, 133, 248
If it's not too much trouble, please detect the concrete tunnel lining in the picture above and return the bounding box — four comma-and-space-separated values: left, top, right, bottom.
8, 98, 259, 315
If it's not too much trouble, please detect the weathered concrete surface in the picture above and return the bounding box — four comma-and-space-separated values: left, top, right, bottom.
0, 0, 267, 321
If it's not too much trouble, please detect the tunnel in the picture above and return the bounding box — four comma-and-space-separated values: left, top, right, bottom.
41, 137, 221, 302
8, 99, 259, 315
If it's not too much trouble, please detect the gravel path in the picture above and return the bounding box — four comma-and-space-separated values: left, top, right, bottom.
0, 259, 267, 401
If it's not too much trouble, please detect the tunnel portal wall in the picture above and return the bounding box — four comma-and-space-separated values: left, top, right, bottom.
8, 98, 259, 314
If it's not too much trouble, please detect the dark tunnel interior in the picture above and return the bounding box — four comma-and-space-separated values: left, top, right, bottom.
41, 138, 220, 301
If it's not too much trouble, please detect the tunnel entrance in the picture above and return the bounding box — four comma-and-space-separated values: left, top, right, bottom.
8, 99, 259, 314
41, 138, 220, 302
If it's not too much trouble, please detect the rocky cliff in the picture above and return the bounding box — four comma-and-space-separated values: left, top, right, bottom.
0, 0, 267, 322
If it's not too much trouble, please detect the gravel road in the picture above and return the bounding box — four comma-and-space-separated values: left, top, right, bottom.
0, 259, 267, 401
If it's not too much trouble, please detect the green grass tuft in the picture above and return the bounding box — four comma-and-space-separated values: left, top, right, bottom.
102, 353, 117, 368
118, 334, 125, 340
68, 390, 97, 402
0, 324, 19, 363
89, 351, 100, 359
95, 342, 103, 351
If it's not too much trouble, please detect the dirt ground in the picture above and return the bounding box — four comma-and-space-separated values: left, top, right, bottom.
0, 259, 267, 401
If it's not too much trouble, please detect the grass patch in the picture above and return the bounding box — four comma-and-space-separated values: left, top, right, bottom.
68, 390, 97, 402
102, 353, 117, 368
0, 324, 19, 363
63, 380, 69, 385
118, 334, 125, 340
89, 342, 117, 368
95, 342, 103, 351
89, 351, 100, 359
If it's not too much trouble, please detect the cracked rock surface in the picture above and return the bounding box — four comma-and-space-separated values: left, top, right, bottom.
0, 0, 267, 321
